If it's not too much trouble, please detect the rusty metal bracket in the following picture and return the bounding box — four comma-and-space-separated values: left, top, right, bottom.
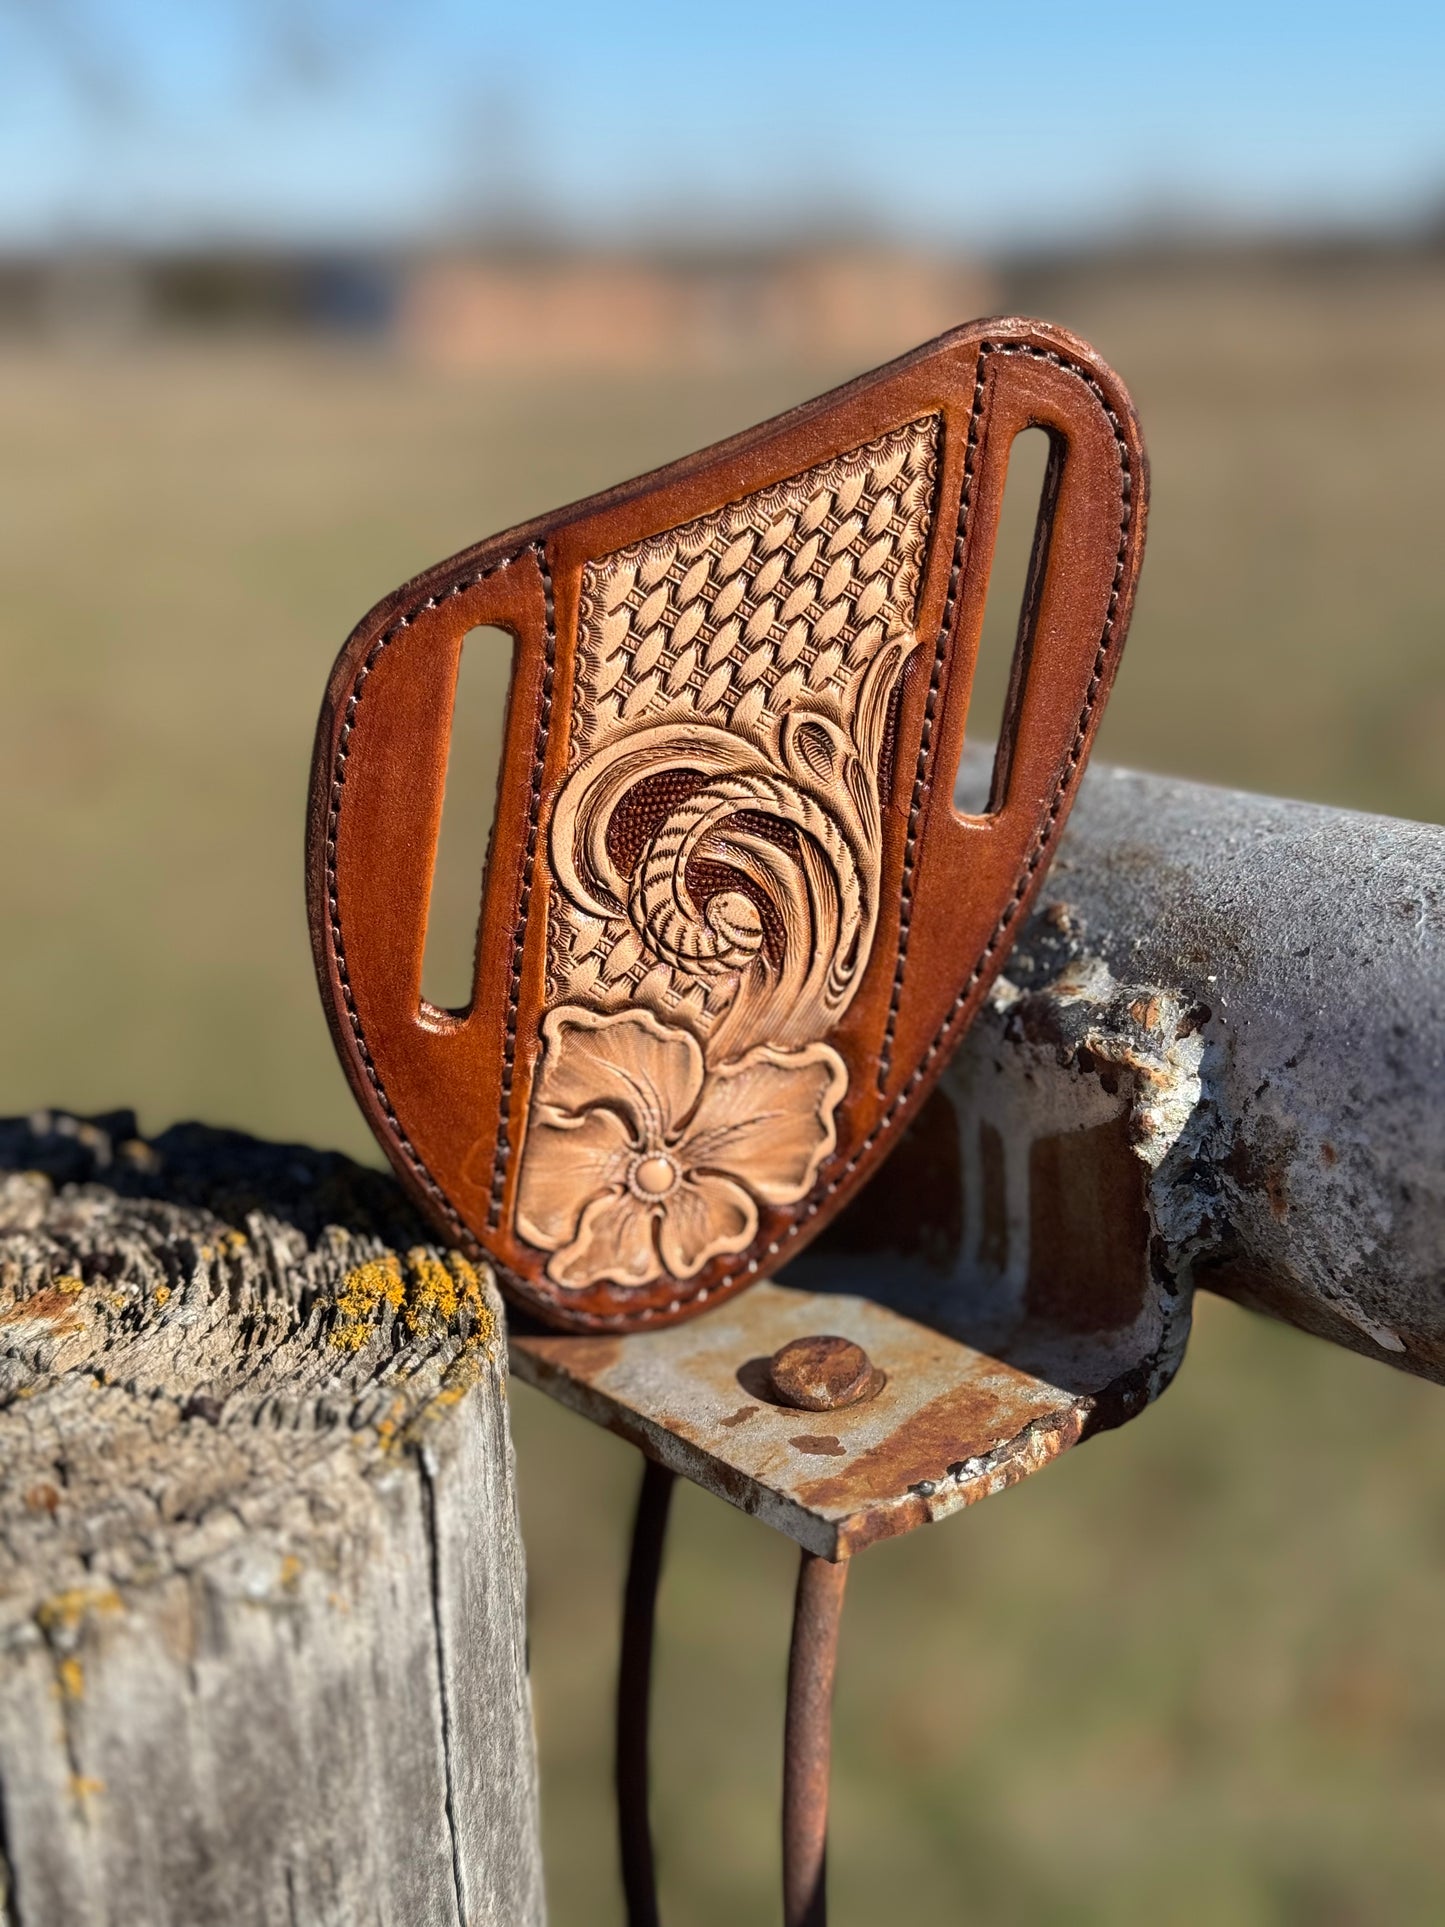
514, 1196, 1172, 1924
514, 1248, 1169, 1925
512, 1267, 1162, 1562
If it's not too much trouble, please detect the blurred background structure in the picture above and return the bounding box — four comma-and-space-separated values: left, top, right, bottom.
2, 4, 1443, 1922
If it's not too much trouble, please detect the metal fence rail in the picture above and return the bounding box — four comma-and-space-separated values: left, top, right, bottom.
933, 749, 1445, 1383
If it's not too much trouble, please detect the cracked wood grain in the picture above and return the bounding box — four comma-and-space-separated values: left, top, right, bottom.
0, 1111, 544, 1927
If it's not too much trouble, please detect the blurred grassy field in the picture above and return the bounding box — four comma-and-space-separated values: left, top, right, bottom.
2, 255, 1442, 1923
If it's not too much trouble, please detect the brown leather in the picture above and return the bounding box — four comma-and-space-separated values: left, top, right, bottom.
307, 318, 1148, 1332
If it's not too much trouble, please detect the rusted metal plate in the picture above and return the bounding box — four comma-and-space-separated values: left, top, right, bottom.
510, 1266, 1158, 1560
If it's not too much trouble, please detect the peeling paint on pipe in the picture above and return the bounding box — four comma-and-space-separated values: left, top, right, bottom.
937, 750, 1445, 1383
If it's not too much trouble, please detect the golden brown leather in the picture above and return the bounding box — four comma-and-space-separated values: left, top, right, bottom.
307, 318, 1148, 1332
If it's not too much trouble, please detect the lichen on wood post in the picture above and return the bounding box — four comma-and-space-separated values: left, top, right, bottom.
0, 1110, 545, 1927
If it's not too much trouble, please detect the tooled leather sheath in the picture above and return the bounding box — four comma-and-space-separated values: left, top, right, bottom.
308, 318, 1148, 1333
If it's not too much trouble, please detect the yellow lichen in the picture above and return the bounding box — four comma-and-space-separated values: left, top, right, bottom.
57, 1657, 84, 1701
330, 1248, 494, 1355
401, 1247, 494, 1344
278, 1554, 303, 1594
374, 1394, 409, 1453
329, 1252, 405, 1352
36, 1587, 123, 1636
222, 1229, 248, 1251
153, 1285, 171, 1307
402, 1248, 459, 1332
68, 1775, 105, 1805
55, 1275, 86, 1296
330, 1248, 498, 1447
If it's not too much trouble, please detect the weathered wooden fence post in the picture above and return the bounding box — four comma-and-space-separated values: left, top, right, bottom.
0, 1111, 545, 1927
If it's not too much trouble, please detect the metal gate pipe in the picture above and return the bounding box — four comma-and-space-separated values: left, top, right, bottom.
929, 748, 1445, 1383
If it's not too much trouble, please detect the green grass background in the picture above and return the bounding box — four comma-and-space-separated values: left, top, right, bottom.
2, 257, 1442, 1922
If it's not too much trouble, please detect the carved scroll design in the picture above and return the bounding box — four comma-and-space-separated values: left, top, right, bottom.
516, 416, 941, 1290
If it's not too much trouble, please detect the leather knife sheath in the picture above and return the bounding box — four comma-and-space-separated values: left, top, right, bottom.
308, 317, 1148, 1332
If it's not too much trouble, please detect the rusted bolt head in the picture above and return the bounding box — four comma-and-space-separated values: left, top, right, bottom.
768, 1335, 878, 1412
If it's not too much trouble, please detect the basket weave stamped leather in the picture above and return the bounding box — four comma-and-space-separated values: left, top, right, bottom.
308, 318, 1148, 1333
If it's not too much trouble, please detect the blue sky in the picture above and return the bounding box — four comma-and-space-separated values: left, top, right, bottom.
2, 0, 1442, 248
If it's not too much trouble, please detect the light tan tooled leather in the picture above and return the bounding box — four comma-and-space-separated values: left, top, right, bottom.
307, 318, 1149, 1332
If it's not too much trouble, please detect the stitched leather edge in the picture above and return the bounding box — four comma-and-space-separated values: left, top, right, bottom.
488, 543, 556, 1228
326, 339, 1134, 1327
876, 341, 1133, 1089
877, 345, 988, 1092
326, 550, 530, 1250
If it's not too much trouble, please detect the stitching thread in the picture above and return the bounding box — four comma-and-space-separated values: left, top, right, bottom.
326, 550, 530, 1249
878, 347, 987, 1092
328, 342, 1134, 1328
489, 543, 556, 1227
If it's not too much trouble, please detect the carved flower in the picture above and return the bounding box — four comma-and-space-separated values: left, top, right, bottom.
516, 1006, 846, 1290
